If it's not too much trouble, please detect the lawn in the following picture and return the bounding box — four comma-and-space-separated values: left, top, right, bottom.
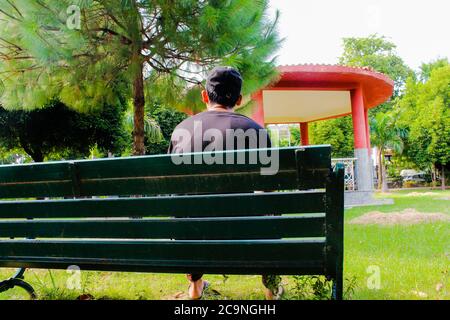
1, 189, 448, 300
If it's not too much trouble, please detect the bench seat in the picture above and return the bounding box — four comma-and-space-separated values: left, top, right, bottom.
0, 146, 344, 299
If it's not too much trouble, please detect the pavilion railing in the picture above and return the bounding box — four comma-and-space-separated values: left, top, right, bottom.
332, 158, 357, 191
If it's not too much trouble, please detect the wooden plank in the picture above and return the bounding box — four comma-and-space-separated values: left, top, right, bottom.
0, 257, 324, 275
0, 162, 73, 198
325, 163, 345, 300
0, 215, 325, 239
0, 191, 325, 219
0, 161, 72, 183
0, 239, 325, 275
0, 146, 331, 198
0, 182, 74, 199
75, 147, 327, 179
296, 147, 332, 190
79, 170, 299, 196
78, 146, 331, 195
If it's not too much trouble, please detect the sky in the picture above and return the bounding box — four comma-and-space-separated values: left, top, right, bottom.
267, 0, 450, 70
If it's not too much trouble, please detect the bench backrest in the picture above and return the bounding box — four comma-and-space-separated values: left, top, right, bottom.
0, 146, 344, 282
0, 146, 331, 198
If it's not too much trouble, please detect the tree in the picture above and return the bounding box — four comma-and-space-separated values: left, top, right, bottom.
123, 101, 164, 153
145, 105, 187, 154
0, 0, 281, 155
398, 63, 450, 189
339, 34, 412, 104
0, 145, 31, 164
419, 58, 449, 82
0, 100, 127, 162
370, 111, 406, 192
309, 116, 354, 158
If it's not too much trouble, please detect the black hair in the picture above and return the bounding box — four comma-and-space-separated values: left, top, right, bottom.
206, 67, 243, 108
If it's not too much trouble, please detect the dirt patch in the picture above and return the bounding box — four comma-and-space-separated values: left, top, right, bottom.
349, 208, 450, 226
405, 192, 437, 197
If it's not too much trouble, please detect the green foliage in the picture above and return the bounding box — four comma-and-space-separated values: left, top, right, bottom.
339, 34, 413, 102
398, 63, 450, 169
419, 58, 449, 82
370, 111, 407, 190
145, 106, 188, 155
123, 101, 164, 146
290, 126, 301, 146
310, 116, 354, 157
343, 276, 358, 300
0, 0, 281, 153
288, 275, 332, 300
0, 146, 32, 164
0, 99, 127, 162
386, 154, 419, 178
267, 125, 300, 148
370, 111, 406, 155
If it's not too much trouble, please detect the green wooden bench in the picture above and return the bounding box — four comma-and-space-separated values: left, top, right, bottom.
0, 146, 344, 299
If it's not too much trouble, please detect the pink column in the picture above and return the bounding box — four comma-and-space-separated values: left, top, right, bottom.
351, 87, 368, 149
351, 86, 372, 191
364, 108, 371, 155
300, 122, 309, 145
251, 90, 265, 127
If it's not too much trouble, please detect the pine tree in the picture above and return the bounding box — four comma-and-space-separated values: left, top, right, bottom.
0, 0, 280, 155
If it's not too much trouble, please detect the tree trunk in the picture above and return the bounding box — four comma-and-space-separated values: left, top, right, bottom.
31, 152, 44, 163
377, 148, 383, 190
431, 163, 436, 189
132, 62, 146, 156
381, 150, 389, 193
442, 163, 446, 190
21, 142, 44, 162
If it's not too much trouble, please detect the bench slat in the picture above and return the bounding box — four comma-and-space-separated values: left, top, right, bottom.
0, 192, 325, 218
0, 215, 325, 239
0, 257, 324, 275
0, 146, 331, 198
0, 162, 72, 183
80, 171, 298, 196
0, 239, 325, 275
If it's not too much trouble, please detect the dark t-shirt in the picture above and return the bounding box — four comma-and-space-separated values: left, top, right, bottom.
168, 110, 271, 153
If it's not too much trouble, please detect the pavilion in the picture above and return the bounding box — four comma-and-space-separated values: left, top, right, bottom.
249, 64, 394, 191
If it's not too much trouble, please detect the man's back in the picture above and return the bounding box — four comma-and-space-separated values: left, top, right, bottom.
168, 110, 271, 153
166, 66, 280, 300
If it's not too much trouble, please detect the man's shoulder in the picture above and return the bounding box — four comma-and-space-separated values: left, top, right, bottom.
172, 112, 206, 129
229, 112, 264, 129
172, 110, 265, 132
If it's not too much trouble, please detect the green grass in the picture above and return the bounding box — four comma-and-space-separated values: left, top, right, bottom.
1, 190, 449, 300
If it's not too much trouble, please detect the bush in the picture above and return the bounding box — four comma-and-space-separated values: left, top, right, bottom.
146, 107, 188, 155
403, 180, 420, 188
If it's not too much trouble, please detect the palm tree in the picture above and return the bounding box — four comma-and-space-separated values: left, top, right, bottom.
370, 112, 407, 192
124, 103, 163, 150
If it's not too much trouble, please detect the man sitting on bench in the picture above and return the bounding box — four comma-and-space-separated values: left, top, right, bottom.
168, 66, 281, 300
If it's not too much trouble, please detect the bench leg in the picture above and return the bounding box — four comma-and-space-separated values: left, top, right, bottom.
331, 275, 343, 300
0, 268, 37, 299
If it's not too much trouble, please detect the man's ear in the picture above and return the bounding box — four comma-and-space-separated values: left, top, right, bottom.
201, 90, 209, 104
235, 95, 243, 106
